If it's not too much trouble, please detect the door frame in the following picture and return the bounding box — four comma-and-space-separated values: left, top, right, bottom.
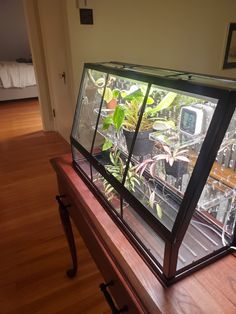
23, 0, 75, 137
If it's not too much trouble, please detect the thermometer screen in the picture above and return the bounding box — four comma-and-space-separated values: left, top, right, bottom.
180, 108, 197, 135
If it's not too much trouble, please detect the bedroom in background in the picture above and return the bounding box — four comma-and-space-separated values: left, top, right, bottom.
23, 0, 76, 142
0, 0, 38, 103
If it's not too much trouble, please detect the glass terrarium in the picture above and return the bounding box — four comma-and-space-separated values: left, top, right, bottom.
71, 62, 236, 285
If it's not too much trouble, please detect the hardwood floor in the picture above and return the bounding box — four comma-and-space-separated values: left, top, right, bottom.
0, 99, 110, 313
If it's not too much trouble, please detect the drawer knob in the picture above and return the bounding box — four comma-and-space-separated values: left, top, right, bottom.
100, 281, 128, 313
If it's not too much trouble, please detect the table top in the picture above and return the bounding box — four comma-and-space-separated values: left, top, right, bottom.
51, 154, 236, 314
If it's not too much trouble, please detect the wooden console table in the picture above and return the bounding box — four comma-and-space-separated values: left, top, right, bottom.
51, 154, 236, 313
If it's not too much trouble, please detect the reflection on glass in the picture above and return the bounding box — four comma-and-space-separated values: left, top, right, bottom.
196, 110, 236, 240
71, 69, 107, 151
178, 109, 236, 270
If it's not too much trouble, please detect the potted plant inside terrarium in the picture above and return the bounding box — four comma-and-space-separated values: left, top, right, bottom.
86, 70, 120, 109
101, 105, 126, 151
161, 145, 190, 177
95, 138, 140, 213
102, 148, 140, 200
136, 144, 190, 179
122, 88, 177, 157
96, 76, 120, 110
101, 86, 178, 157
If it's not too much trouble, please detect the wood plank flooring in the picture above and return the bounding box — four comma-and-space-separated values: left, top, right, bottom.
0, 99, 110, 313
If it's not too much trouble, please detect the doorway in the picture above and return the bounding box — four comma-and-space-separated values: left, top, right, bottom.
24, 0, 75, 142
0, 0, 40, 111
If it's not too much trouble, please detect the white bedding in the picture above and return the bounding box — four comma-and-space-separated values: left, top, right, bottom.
0, 61, 36, 88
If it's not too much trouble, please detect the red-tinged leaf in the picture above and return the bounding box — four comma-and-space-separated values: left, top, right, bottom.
169, 157, 174, 166
136, 163, 145, 173
136, 159, 152, 168
175, 149, 189, 156
153, 154, 168, 161
150, 163, 156, 177
176, 156, 190, 163
162, 145, 172, 155
136, 159, 153, 174
139, 164, 148, 177
142, 158, 154, 165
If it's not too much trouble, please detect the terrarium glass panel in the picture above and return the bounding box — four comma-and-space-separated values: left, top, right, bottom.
197, 108, 236, 239
178, 108, 236, 270
122, 85, 217, 231
123, 203, 165, 267
71, 69, 107, 152
91, 74, 148, 183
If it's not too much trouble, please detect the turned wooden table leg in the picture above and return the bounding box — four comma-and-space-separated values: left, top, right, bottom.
56, 195, 78, 278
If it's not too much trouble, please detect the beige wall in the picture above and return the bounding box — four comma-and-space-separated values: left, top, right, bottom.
66, 0, 236, 99
23, 0, 236, 140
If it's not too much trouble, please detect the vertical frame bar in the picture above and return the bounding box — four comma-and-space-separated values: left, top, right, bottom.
121, 83, 151, 183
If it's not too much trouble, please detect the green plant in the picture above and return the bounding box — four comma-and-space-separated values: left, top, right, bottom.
102, 88, 177, 139
103, 149, 140, 201
146, 187, 163, 219
93, 75, 120, 105
102, 105, 125, 150
101, 86, 177, 152
122, 89, 177, 131
87, 70, 120, 106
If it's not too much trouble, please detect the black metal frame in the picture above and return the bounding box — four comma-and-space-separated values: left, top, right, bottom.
70, 62, 236, 285
223, 23, 236, 69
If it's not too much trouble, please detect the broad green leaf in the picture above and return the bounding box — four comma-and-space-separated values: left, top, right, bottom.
102, 115, 113, 130
146, 96, 154, 105
153, 92, 177, 113
153, 120, 175, 131
156, 204, 163, 219
124, 89, 143, 101
120, 90, 127, 98
113, 105, 125, 130
102, 139, 113, 151
113, 89, 120, 99
103, 88, 113, 103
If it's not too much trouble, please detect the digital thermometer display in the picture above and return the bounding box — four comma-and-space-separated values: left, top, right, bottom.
180, 109, 197, 135
180, 106, 204, 136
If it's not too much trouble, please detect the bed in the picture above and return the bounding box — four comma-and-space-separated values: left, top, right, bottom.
0, 61, 38, 101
